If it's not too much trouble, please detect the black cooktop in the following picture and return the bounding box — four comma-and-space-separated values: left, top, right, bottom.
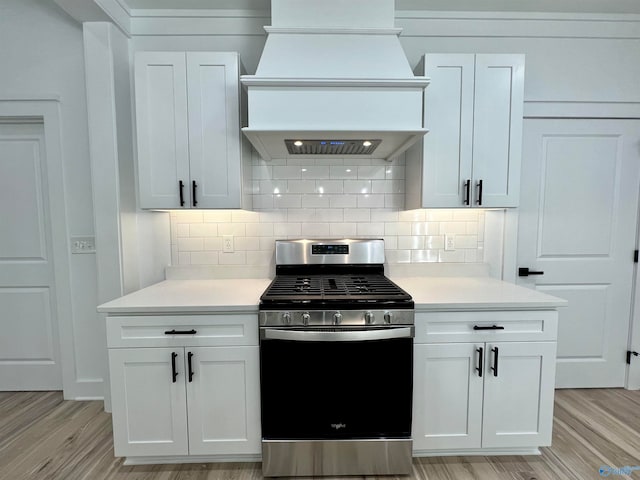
259, 269, 413, 310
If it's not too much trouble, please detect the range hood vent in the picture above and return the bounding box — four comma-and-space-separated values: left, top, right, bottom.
285, 139, 381, 156
241, 0, 429, 162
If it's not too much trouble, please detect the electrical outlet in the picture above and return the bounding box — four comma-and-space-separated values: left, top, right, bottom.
445, 235, 456, 251
223, 235, 234, 253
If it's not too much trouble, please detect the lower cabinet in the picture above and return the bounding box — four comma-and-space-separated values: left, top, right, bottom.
106, 314, 261, 459
412, 310, 558, 453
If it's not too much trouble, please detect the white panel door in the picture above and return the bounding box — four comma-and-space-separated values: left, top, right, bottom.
420, 54, 475, 207
0, 123, 62, 390
412, 343, 483, 450
135, 52, 190, 209
187, 53, 242, 209
108, 348, 188, 457
482, 342, 556, 448
186, 346, 261, 455
472, 54, 524, 208
517, 119, 640, 387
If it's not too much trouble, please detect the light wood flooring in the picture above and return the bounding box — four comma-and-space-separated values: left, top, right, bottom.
1, 389, 639, 479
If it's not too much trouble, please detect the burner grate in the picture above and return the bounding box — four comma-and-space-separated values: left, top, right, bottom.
262, 274, 411, 302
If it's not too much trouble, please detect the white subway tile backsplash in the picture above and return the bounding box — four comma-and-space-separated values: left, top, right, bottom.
330, 166, 358, 179
203, 211, 232, 223
172, 157, 486, 267
301, 166, 331, 179
330, 223, 357, 237
219, 251, 247, 265
190, 251, 219, 265
371, 209, 399, 222
287, 180, 317, 194
344, 208, 370, 222
253, 195, 274, 209
357, 195, 385, 208
357, 165, 386, 179
398, 236, 425, 250
344, 180, 372, 194
218, 223, 246, 236
189, 223, 218, 237
329, 195, 358, 208
384, 166, 405, 180
412, 250, 439, 263
301, 195, 331, 208
301, 223, 331, 237
178, 237, 204, 251
274, 222, 301, 237
357, 223, 384, 236
273, 166, 302, 179
316, 180, 344, 194
204, 237, 223, 250
316, 209, 344, 222
274, 194, 302, 208
246, 223, 274, 237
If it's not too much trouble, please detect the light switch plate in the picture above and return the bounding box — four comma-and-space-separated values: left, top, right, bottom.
71, 236, 96, 254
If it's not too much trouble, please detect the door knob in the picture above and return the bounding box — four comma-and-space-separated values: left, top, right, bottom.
518, 267, 544, 277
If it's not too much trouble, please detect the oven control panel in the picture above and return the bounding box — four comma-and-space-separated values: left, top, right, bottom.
311, 244, 349, 255
259, 309, 414, 327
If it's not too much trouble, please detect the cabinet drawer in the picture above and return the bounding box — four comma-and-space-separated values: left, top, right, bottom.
414, 310, 558, 344
106, 314, 258, 348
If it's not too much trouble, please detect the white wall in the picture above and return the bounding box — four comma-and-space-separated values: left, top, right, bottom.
0, 0, 104, 398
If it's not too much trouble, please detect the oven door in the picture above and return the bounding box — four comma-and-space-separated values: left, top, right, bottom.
259, 327, 413, 440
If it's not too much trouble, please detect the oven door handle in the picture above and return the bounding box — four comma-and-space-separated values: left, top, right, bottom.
260, 327, 414, 342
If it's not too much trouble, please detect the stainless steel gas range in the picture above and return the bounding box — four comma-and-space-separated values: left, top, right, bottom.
258, 239, 414, 477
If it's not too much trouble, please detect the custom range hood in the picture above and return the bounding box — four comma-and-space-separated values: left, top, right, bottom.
241, 0, 429, 161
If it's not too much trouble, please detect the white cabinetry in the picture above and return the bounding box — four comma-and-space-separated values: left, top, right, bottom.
406, 54, 524, 208
135, 52, 251, 210
106, 314, 261, 460
412, 310, 557, 454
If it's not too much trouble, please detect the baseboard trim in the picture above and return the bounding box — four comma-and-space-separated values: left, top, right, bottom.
413, 447, 542, 457
123, 454, 262, 465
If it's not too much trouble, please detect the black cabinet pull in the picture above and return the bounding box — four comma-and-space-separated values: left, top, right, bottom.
188, 352, 194, 382
476, 179, 483, 205
473, 325, 505, 331
192, 180, 198, 207
476, 347, 484, 377
179, 180, 185, 207
518, 267, 545, 277
164, 329, 197, 335
491, 346, 499, 377
463, 179, 471, 206
171, 352, 178, 383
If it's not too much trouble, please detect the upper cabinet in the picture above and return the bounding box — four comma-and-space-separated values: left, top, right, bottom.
135, 51, 251, 209
406, 54, 525, 208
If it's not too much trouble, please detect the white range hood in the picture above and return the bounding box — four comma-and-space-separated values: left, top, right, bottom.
241, 0, 429, 161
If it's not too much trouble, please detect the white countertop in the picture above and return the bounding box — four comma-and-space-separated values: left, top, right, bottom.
97, 278, 272, 313
391, 276, 567, 311
97, 275, 565, 314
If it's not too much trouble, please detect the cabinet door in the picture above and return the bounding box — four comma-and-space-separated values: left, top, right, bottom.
109, 348, 188, 457
482, 342, 556, 448
135, 52, 190, 209
420, 54, 475, 207
187, 53, 242, 208
471, 54, 524, 208
412, 343, 483, 450
186, 346, 261, 455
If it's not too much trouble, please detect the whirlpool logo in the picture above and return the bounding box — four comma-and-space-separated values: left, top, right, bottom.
331, 423, 346, 430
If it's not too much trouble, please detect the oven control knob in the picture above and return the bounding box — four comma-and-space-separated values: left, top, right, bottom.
384, 312, 393, 324
364, 311, 375, 325
333, 312, 342, 325
302, 312, 311, 326
282, 312, 292, 325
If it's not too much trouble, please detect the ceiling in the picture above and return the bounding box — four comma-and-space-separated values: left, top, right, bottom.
124, 0, 640, 14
